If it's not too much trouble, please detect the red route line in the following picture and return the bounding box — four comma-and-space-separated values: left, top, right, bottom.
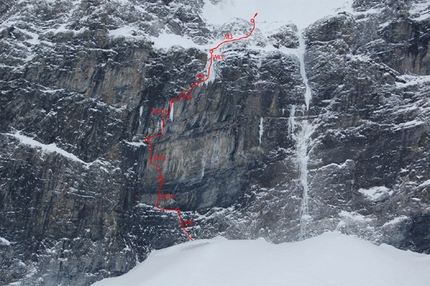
144, 13, 258, 241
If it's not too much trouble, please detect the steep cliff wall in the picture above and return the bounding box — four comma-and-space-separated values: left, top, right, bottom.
1, 0, 429, 285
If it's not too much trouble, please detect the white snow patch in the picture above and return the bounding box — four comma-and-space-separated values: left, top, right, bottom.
124, 141, 146, 148
410, 1, 430, 21
359, 186, 392, 200
383, 216, 409, 227
5, 131, 88, 165
151, 33, 199, 50
419, 179, 430, 188
114, 0, 130, 6
348, 53, 373, 63
53, 23, 70, 33
0, 237, 11, 246
109, 26, 137, 38
92, 231, 430, 286
339, 210, 372, 222
392, 120, 425, 132
396, 74, 430, 87
27, 33, 40, 45
44, 23, 75, 35
391, 104, 420, 115
353, 7, 385, 19
31, 21, 85, 38
319, 159, 354, 171
40, 88, 64, 94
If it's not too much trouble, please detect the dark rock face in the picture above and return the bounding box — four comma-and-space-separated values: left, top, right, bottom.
1, 0, 430, 285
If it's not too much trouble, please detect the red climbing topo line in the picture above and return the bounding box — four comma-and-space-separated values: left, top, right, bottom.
144, 13, 258, 241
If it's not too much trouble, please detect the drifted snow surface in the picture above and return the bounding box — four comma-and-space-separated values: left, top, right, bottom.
93, 232, 430, 286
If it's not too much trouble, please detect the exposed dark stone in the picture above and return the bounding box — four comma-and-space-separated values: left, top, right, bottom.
409, 214, 430, 253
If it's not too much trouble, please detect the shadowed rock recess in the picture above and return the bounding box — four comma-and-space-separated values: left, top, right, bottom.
1, 0, 429, 285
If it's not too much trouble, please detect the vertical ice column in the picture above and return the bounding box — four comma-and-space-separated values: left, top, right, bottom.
297, 120, 314, 239
289, 106, 314, 240
170, 102, 174, 122
259, 117, 264, 145
289, 31, 314, 240
139, 106, 144, 128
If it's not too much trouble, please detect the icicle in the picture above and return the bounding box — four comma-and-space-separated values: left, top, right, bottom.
170, 102, 174, 122
259, 117, 264, 145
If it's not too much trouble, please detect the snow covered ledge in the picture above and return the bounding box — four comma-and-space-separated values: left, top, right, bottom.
3, 131, 90, 166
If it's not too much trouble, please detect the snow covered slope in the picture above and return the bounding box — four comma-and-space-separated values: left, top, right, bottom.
93, 232, 430, 286
202, 0, 354, 31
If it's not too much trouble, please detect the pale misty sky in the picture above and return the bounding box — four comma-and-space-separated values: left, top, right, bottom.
202, 0, 354, 31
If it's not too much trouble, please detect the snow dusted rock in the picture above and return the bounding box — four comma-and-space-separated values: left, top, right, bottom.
268, 24, 299, 49
1, 0, 430, 285
302, 0, 430, 252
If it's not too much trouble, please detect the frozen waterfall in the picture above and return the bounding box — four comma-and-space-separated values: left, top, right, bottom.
289, 32, 315, 240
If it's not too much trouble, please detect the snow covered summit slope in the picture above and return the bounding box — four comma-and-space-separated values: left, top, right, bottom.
93, 232, 430, 286
203, 0, 353, 31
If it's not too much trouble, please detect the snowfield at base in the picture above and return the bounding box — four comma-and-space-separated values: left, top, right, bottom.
92, 232, 430, 286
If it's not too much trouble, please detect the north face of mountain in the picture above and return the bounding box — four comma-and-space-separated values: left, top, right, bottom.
0, 0, 429, 285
